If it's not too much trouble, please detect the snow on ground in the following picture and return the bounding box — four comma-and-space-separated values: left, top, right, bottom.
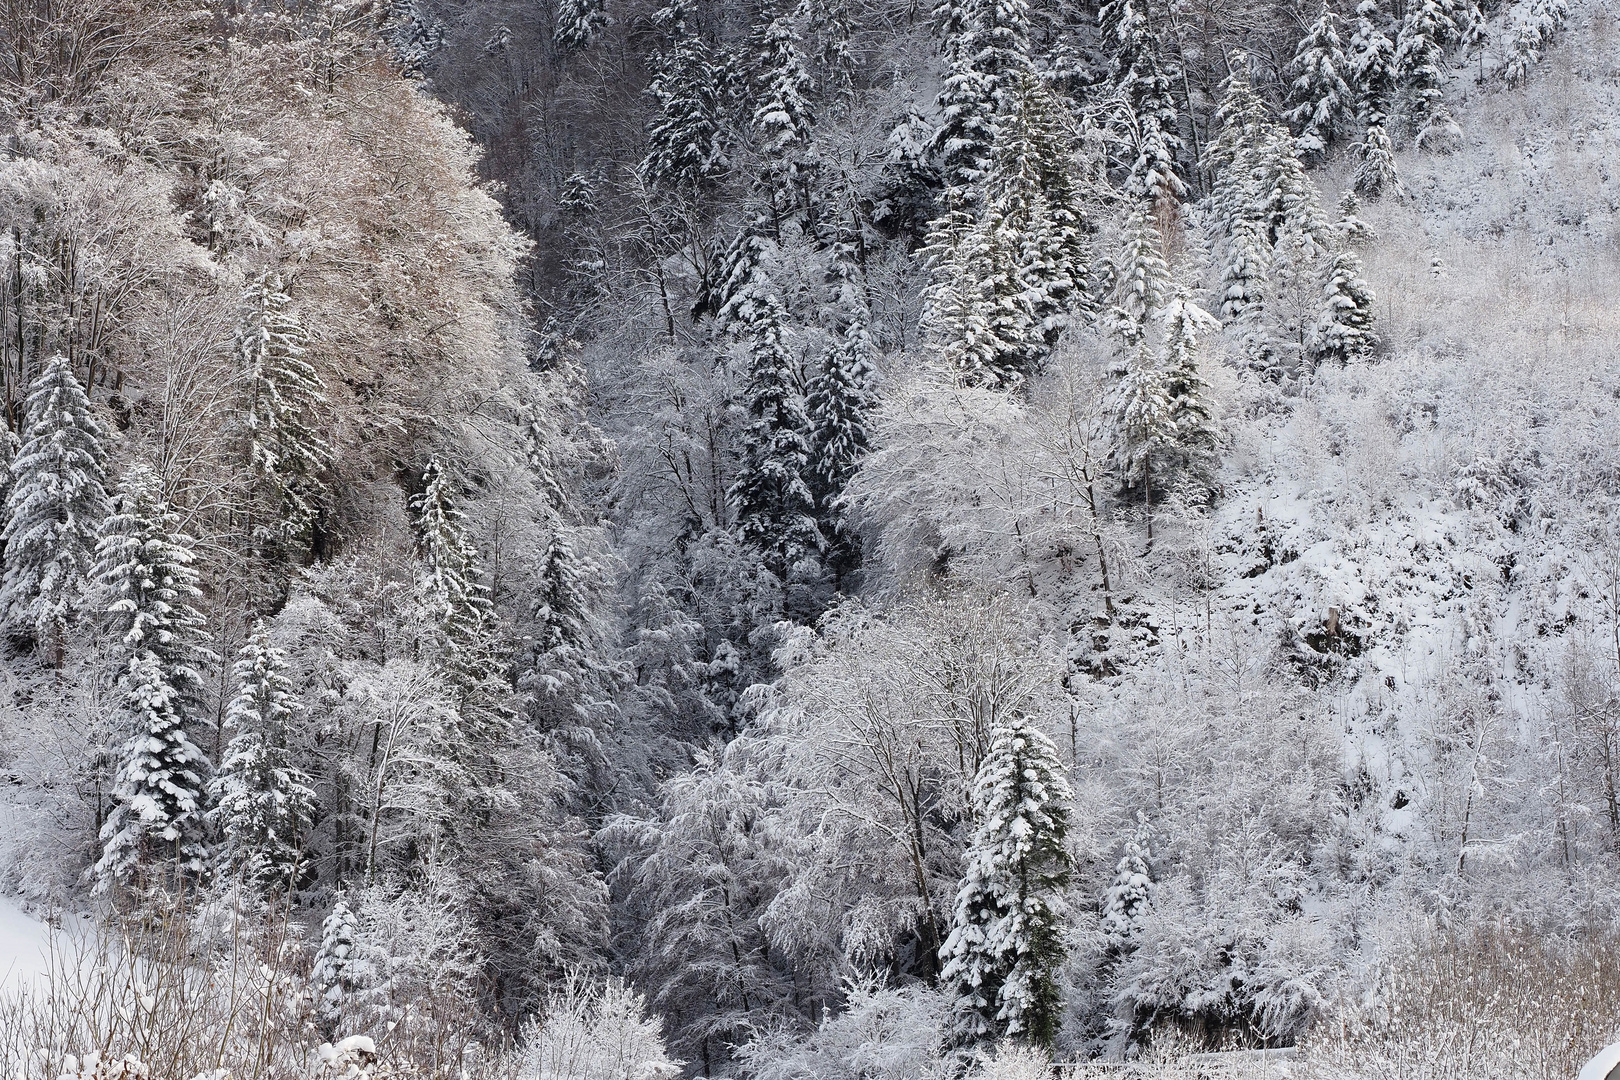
1580, 1043, 1620, 1080
0, 896, 63, 996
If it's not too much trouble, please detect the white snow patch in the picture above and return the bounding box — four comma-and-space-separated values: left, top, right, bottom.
1579, 1043, 1620, 1080
0, 896, 55, 996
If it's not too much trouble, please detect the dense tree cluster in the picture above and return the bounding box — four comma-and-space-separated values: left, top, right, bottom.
0, 0, 1600, 1075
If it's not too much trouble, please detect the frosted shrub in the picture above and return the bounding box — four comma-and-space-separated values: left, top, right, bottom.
520, 974, 679, 1080
1306, 926, 1620, 1080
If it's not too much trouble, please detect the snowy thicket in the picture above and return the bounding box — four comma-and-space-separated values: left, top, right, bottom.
0, 0, 1618, 1076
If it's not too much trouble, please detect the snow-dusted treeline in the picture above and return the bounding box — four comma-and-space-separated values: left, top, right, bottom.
0, 0, 1616, 1076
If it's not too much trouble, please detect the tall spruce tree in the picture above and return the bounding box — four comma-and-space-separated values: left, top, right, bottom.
209, 625, 317, 890
728, 294, 822, 579
555, 0, 608, 51
521, 527, 622, 736
939, 715, 1073, 1045
411, 459, 495, 660
236, 272, 330, 550
1100, 0, 1188, 206
0, 357, 110, 656
92, 465, 216, 707
1104, 206, 1172, 347
1100, 812, 1155, 951
1394, 0, 1460, 149
753, 12, 814, 157
95, 649, 213, 890
93, 465, 215, 891
1286, 10, 1355, 161
641, 1, 734, 192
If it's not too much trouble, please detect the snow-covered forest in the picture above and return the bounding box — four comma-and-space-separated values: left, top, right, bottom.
0, 0, 1617, 1075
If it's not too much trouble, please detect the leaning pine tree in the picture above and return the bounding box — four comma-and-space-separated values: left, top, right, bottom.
209, 624, 316, 890
939, 714, 1073, 1045
0, 356, 111, 658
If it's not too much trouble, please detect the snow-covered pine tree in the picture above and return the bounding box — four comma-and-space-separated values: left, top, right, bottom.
1099, 812, 1155, 950
939, 715, 1073, 1045
95, 649, 213, 891
1251, 121, 1331, 249
1353, 117, 1403, 197
1286, 9, 1354, 161
520, 526, 622, 736
1101, 0, 1188, 206
1104, 205, 1171, 348
209, 625, 316, 890
1204, 55, 1269, 238
876, 105, 941, 238
92, 464, 216, 709
805, 325, 874, 584
1111, 359, 1178, 520
1220, 220, 1271, 325
1313, 246, 1378, 364
312, 899, 364, 1033
930, 0, 1033, 195
753, 11, 814, 158
805, 329, 873, 509
641, 1, 734, 192
555, 0, 609, 52
1348, 0, 1398, 126
728, 294, 823, 581
752, 9, 817, 223
931, 1, 997, 194
922, 207, 1011, 386
411, 458, 495, 660
1394, 0, 1461, 150
0, 356, 110, 657
236, 271, 330, 550
989, 75, 1089, 351
1159, 289, 1222, 496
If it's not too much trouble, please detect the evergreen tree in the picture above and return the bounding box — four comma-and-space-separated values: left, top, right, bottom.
95, 649, 213, 891
989, 76, 1091, 347
1353, 119, 1403, 198
1313, 247, 1378, 364
641, 3, 734, 192
728, 295, 823, 580
312, 899, 365, 1032
209, 625, 317, 890
1220, 222, 1270, 325
1099, 812, 1155, 950
1286, 9, 1355, 161
921, 207, 1034, 387
411, 458, 495, 660
92, 465, 216, 708
1100, 0, 1188, 206
753, 12, 814, 157
555, 0, 609, 52
875, 106, 941, 238
1104, 206, 1171, 347
1112, 359, 1178, 510
939, 715, 1073, 1045
0, 357, 110, 654
1159, 289, 1222, 495
236, 272, 330, 549
1348, 0, 1398, 126
521, 527, 622, 735
930, 0, 1033, 193
931, 16, 997, 193
805, 329, 874, 506
1394, 0, 1460, 149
